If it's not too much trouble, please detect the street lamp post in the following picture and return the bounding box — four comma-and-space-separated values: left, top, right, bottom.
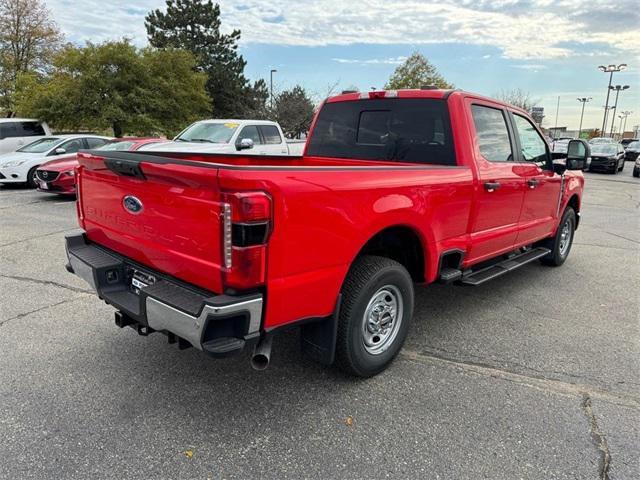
576, 97, 592, 137
270, 69, 277, 109
598, 64, 627, 137
608, 85, 630, 137
619, 111, 632, 139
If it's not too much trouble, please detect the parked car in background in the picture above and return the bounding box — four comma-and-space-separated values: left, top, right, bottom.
624, 140, 640, 161
139, 119, 305, 156
589, 143, 626, 173
621, 138, 639, 149
0, 119, 52, 155
36, 137, 163, 196
0, 135, 111, 188
589, 137, 616, 145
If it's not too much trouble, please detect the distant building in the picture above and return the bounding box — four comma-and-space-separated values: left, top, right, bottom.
547, 127, 579, 139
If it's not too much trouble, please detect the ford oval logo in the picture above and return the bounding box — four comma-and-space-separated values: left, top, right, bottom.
123, 195, 143, 214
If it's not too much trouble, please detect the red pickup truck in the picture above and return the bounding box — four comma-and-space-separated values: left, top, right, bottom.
65, 89, 588, 377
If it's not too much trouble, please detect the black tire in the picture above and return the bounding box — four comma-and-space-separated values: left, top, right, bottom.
335, 255, 414, 377
26, 165, 39, 188
618, 159, 625, 172
633, 168, 640, 178
540, 207, 576, 267
611, 161, 618, 174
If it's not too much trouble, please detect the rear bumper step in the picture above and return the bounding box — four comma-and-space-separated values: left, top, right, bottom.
460, 247, 551, 286
65, 233, 263, 357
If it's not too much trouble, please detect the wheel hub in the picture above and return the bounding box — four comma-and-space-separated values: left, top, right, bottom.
362, 286, 403, 355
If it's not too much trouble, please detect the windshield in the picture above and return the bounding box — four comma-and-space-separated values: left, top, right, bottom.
17, 137, 61, 153
175, 122, 239, 143
591, 144, 617, 155
590, 138, 613, 144
306, 99, 456, 165
626, 141, 640, 150
98, 141, 135, 151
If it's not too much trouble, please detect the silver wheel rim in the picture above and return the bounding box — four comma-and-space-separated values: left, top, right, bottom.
559, 218, 573, 257
362, 285, 403, 355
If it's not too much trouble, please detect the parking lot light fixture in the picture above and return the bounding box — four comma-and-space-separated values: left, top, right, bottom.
608, 85, 630, 137
577, 97, 592, 136
599, 64, 628, 136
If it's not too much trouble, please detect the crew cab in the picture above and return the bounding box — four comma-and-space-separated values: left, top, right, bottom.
64, 89, 588, 377
139, 119, 305, 156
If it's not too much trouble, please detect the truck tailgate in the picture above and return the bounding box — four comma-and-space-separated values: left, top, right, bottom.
76, 152, 224, 293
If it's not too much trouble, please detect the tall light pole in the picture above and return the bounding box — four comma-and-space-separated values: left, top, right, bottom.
576, 97, 592, 137
598, 64, 627, 136
619, 111, 632, 139
608, 85, 629, 137
553, 96, 560, 138
270, 69, 277, 109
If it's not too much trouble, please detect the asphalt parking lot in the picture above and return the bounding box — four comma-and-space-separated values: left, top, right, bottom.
1, 169, 638, 480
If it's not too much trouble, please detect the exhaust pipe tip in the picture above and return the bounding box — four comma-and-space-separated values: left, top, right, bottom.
250, 335, 273, 371
251, 353, 270, 370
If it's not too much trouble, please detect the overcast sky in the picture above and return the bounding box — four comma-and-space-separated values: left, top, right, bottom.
48, 0, 639, 131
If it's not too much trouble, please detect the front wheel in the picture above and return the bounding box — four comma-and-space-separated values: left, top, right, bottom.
618, 159, 625, 172
540, 207, 576, 266
335, 255, 414, 377
26, 166, 39, 188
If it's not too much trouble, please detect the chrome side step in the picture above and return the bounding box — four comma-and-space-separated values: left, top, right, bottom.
460, 247, 551, 286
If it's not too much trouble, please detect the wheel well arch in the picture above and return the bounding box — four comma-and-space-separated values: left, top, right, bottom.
566, 194, 580, 229
355, 225, 426, 282
567, 194, 580, 213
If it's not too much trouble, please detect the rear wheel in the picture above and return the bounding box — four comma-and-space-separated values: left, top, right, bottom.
540, 207, 576, 267
335, 255, 414, 377
26, 166, 39, 188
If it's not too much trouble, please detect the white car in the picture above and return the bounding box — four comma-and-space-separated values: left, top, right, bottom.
0, 118, 52, 155
0, 135, 111, 188
589, 137, 616, 145
139, 119, 305, 156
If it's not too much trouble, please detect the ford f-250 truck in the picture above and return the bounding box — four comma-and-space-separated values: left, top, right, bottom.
65, 89, 589, 377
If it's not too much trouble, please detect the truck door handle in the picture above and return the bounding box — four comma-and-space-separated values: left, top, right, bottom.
484, 181, 501, 192
527, 179, 539, 189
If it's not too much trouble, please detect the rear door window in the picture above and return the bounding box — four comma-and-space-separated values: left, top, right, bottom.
0, 123, 18, 139
238, 125, 263, 145
17, 121, 45, 137
259, 125, 282, 144
471, 105, 514, 162
306, 98, 456, 165
85, 138, 109, 149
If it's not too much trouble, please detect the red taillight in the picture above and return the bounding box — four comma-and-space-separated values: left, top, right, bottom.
221, 191, 272, 289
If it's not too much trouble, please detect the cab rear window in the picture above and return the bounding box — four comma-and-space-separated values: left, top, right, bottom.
306, 98, 456, 165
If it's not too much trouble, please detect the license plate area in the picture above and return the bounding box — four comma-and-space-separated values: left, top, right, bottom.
126, 266, 157, 295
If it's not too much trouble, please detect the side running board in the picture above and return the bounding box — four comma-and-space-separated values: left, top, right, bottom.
459, 247, 550, 286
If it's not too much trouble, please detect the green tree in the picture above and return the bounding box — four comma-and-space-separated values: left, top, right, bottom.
145, 0, 259, 118
0, 0, 62, 116
273, 85, 315, 139
17, 41, 209, 137
385, 52, 453, 90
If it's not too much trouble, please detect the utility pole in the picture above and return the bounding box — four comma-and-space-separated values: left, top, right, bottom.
576, 97, 592, 137
608, 85, 629, 137
553, 96, 560, 138
598, 64, 627, 137
270, 69, 277, 110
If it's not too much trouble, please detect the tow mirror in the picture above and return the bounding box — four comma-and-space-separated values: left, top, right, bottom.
566, 139, 590, 171
236, 138, 254, 151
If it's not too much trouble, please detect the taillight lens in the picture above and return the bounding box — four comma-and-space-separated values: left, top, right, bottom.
221, 191, 272, 289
